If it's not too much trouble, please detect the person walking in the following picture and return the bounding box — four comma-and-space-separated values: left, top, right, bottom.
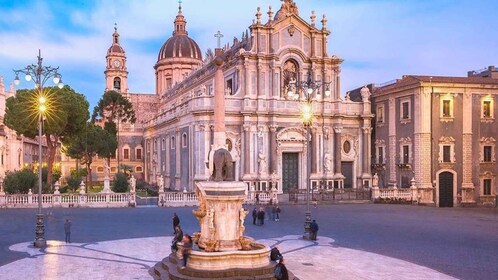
252, 208, 257, 225
255, 193, 260, 205
310, 219, 319, 241
271, 205, 276, 221
172, 213, 180, 234
181, 234, 193, 269
64, 219, 72, 244
275, 205, 281, 222
274, 257, 289, 280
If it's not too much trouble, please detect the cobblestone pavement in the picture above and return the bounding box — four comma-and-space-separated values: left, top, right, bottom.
0, 204, 496, 280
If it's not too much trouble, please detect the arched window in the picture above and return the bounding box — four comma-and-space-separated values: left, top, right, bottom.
171, 136, 176, 149
182, 133, 188, 148
282, 59, 299, 99
135, 166, 143, 172
113, 77, 121, 91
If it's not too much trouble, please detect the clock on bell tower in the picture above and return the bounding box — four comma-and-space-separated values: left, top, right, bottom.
104, 24, 129, 93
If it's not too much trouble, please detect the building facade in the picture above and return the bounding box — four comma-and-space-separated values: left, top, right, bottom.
142, 1, 372, 193
371, 68, 498, 207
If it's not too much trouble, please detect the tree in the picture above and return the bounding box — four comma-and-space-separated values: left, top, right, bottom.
112, 172, 129, 193
64, 122, 117, 186
3, 169, 38, 194
4, 86, 89, 189
91, 90, 136, 170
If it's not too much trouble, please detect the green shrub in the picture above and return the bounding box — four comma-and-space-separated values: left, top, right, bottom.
3, 169, 38, 194
112, 172, 129, 193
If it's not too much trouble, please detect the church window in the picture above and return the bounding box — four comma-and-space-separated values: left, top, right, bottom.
113, 77, 121, 91
401, 100, 410, 120
97, 166, 104, 173
484, 146, 492, 162
376, 105, 385, 124
171, 136, 176, 149
377, 146, 384, 164
225, 78, 233, 95
483, 179, 492, 195
442, 145, 451, 162
123, 148, 129, 160
343, 140, 351, 154
282, 59, 298, 99
136, 148, 142, 160
440, 94, 454, 120
162, 138, 165, 151
111, 167, 117, 173
166, 78, 172, 90
135, 166, 143, 172
442, 100, 451, 117
182, 133, 188, 148
402, 145, 409, 164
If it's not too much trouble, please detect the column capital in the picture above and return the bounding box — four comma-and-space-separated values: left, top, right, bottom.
362, 127, 372, 134
243, 124, 251, 132
334, 126, 343, 133
269, 125, 278, 132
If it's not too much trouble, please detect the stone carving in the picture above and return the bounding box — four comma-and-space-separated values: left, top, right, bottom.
324, 152, 332, 173
239, 207, 248, 236
373, 173, 379, 188
157, 175, 164, 191
258, 150, 267, 175
275, 0, 299, 21
211, 148, 234, 181
104, 161, 111, 177
129, 175, 136, 193
208, 208, 215, 229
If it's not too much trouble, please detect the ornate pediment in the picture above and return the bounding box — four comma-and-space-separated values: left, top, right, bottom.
276, 127, 306, 142
439, 136, 456, 143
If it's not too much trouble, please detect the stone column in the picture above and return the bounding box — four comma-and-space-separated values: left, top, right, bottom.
362, 127, 372, 177
388, 97, 397, 186
269, 125, 278, 174
461, 91, 475, 203
310, 127, 317, 174
334, 126, 342, 177
243, 124, 251, 176
244, 61, 251, 98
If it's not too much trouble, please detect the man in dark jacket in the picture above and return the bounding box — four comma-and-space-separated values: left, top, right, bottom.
172, 213, 180, 234
252, 208, 257, 225
64, 219, 72, 243
270, 246, 282, 261
310, 219, 319, 241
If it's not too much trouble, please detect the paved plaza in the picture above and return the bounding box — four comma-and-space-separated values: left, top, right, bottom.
0, 204, 496, 280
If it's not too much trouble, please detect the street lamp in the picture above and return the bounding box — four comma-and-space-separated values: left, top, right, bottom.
287, 69, 330, 240
13, 49, 63, 248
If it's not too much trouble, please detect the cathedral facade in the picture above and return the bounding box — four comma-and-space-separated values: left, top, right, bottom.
131, 1, 373, 193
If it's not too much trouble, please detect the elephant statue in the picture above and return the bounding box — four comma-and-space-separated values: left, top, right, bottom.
211, 148, 234, 181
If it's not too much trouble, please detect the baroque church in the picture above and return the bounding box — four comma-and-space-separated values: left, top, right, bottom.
96, 0, 373, 193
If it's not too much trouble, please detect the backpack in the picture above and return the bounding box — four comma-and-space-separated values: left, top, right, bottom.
274, 264, 282, 279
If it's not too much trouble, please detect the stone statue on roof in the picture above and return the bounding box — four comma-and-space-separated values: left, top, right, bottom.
275, 0, 299, 21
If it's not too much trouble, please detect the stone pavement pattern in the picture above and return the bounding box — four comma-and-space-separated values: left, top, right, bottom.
0, 235, 457, 280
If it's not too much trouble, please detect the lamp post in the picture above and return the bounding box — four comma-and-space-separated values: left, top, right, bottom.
286, 69, 330, 240
13, 49, 63, 248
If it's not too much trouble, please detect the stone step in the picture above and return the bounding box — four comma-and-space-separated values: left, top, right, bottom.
151, 253, 296, 280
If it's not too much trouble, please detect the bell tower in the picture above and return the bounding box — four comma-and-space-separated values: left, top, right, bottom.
105, 24, 128, 93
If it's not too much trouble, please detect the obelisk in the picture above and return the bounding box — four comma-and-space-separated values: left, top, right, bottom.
213, 50, 226, 149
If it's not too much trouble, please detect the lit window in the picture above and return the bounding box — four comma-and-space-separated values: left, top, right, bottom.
442, 100, 451, 117
440, 95, 454, 120
97, 166, 104, 173
135, 166, 143, 172
111, 167, 117, 173
481, 97, 494, 120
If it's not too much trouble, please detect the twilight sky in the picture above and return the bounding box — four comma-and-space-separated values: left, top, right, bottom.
0, 0, 496, 109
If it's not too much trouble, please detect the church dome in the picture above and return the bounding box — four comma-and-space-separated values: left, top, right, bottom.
158, 35, 202, 60
157, 4, 202, 62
